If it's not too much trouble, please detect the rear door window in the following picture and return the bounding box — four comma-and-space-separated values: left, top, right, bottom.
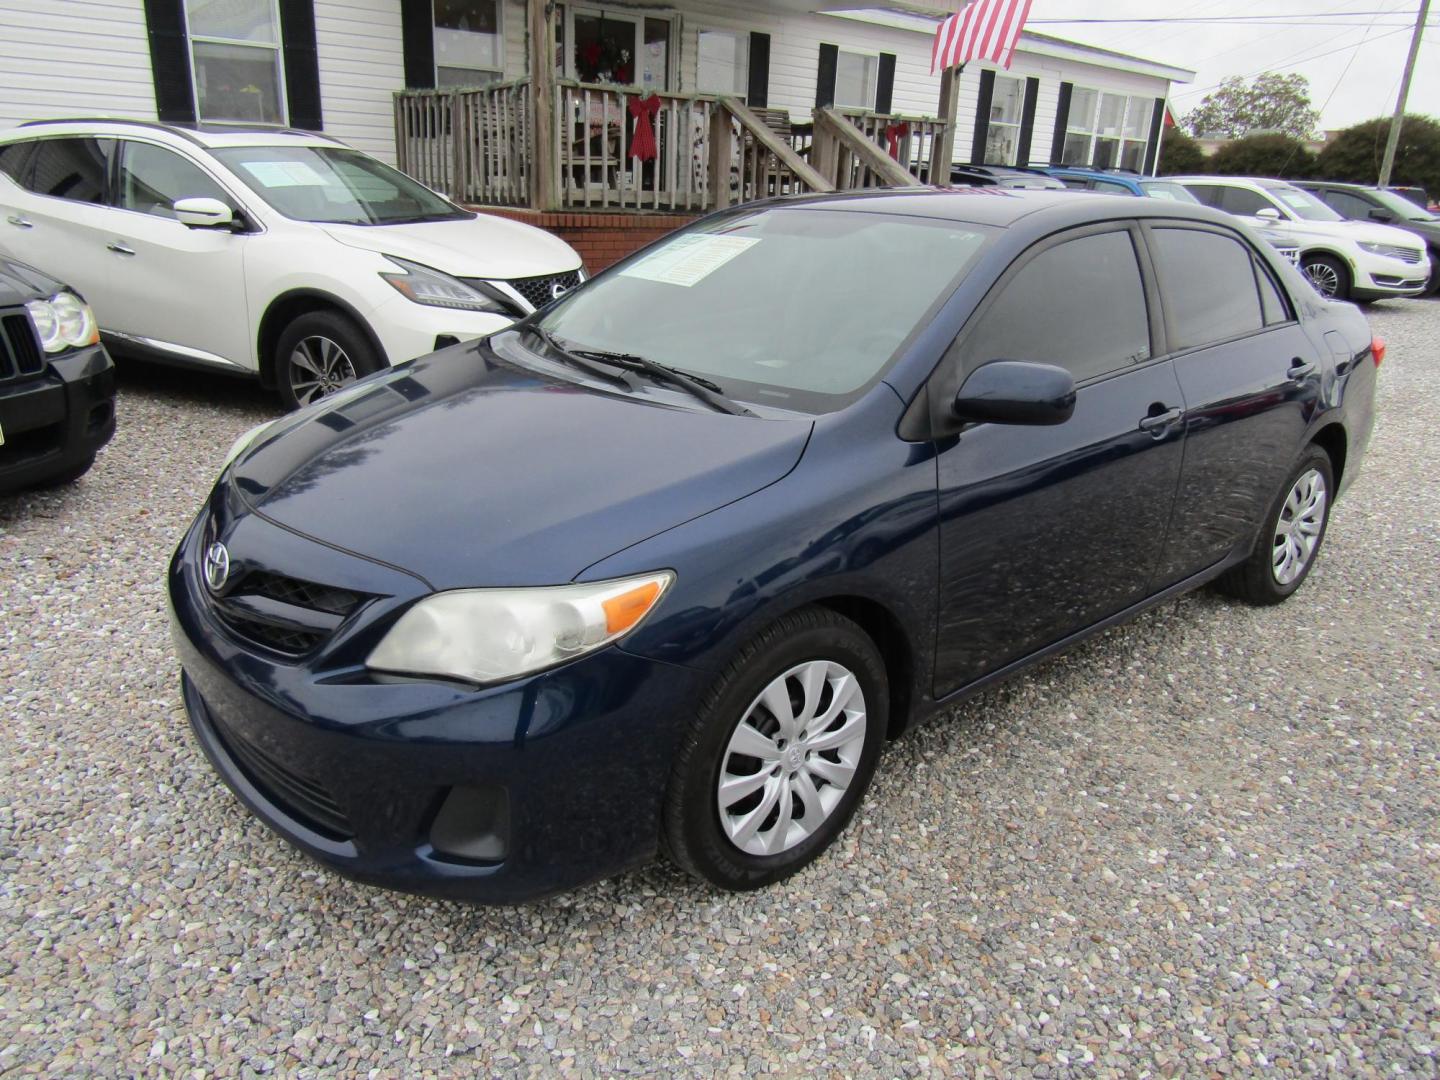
23, 137, 115, 204
960, 228, 1152, 384
1148, 227, 1272, 350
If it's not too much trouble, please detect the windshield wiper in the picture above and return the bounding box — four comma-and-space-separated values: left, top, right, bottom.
566, 347, 758, 417
525, 326, 641, 391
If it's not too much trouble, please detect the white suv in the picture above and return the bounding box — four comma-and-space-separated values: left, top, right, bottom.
1171, 175, 1431, 302
0, 120, 583, 408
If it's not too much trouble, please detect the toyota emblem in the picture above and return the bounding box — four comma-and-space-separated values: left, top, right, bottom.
203, 541, 230, 593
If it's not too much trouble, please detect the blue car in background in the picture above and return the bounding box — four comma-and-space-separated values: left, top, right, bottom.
1042, 166, 1201, 203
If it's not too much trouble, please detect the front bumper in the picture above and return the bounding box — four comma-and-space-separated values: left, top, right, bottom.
0, 344, 115, 493
1351, 249, 1431, 299
167, 504, 704, 902
367, 294, 516, 367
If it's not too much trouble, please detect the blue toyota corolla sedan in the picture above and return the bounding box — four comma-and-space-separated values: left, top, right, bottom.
169, 189, 1380, 903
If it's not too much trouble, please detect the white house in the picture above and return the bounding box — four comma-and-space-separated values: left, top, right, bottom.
1, 1, 1193, 174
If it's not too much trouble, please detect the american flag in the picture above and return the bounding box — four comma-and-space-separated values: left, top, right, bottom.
930, 0, 1036, 74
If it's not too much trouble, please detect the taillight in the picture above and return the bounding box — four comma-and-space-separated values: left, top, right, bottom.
1371, 336, 1386, 367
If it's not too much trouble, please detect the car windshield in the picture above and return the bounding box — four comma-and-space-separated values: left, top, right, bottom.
1371, 188, 1437, 221
1139, 180, 1200, 204
536, 208, 993, 413
212, 145, 470, 225
1267, 185, 1343, 223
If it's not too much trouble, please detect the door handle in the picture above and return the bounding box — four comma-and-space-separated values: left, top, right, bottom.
1138, 406, 1183, 435
106, 241, 135, 256
6, 214, 32, 229
1287, 358, 1316, 381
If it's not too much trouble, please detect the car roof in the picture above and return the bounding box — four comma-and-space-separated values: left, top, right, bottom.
3, 117, 345, 150
1166, 175, 1304, 191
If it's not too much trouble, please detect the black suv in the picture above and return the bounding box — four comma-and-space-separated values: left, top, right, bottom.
1296, 181, 1440, 294
0, 258, 115, 492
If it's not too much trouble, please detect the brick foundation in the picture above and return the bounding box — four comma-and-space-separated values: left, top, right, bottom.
472, 207, 699, 274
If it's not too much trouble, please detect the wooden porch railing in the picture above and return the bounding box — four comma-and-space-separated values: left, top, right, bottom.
394, 80, 531, 206
839, 110, 951, 185
812, 107, 926, 191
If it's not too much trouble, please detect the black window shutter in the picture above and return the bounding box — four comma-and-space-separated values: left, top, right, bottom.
971, 68, 995, 163
1050, 81, 1073, 164
143, 0, 196, 123
1014, 76, 1039, 166
401, 0, 436, 89
1143, 97, 1167, 174
746, 32, 770, 108
280, 1, 323, 130
816, 43, 838, 108
875, 52, 896, 115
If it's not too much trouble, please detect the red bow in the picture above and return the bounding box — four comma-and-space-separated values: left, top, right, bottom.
885, 122, 910, 160
628, 94, 661, 161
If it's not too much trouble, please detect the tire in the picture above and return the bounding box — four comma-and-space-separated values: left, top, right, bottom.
1217, 447, 1334, 605
274, 310, 382, 411
1300, 253, 1351, 301
661, 606, 889, 891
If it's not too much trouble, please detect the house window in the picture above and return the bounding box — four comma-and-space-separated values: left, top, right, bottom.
984, 74, 1025, 166
434, 0, 503, 87
185, 0, 286, 124
834, 48, 878, 110
1063, 88, 1149, 170
697, 29, 747, 95
567, 7, 671, 90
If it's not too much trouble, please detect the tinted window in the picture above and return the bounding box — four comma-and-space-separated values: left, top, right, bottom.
1256, 262, 1289, 326
1321, 189, 1377, 220
1216, 187, 1272, 217
1150, 228, 1264, 350
24, 137, 114, 204
0, 141, 32, 183
961, 230, 1151, 383
1059, 177, 1090, 190
1183, 183, 1223, 208
120, 142, 232, 218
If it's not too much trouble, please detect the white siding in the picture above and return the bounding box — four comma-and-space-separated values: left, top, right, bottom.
0, 0, 156, 129
314, 0, 406, 161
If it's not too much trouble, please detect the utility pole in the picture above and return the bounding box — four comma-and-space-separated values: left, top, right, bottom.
1378, 0, 1431, 188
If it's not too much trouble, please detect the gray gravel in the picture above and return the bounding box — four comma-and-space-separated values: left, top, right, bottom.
2, 301, 1438, 1077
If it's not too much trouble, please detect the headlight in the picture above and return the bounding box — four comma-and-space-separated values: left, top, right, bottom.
379, 256, 508, 313
367, 571, 674, 684
25, 292, 99, 353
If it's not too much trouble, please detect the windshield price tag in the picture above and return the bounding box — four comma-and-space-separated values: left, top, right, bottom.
620, 234, 759, 288
240, 161, 328, 188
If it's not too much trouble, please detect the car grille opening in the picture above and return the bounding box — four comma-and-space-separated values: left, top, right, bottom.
210, 569, 371, 659
505, 269, 583, 311
1370, 244, 1423, 264
208, 709, 353, 840
0, 310, 46, 382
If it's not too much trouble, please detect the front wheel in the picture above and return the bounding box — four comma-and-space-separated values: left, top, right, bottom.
661, 607, 888, 891
274, 310, 382, 411
1300, 253, 1351, 301
1217, 447, 1334, 605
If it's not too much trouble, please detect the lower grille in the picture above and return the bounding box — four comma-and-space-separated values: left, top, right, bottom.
209, 709, 353, 840
0, 310, 45, 382
505, 269, 583, 311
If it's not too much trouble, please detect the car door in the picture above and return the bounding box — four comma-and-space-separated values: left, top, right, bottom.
104, 139, 254, 368
1141, 222, 1324, 587
931, 224, 1187, 697
0, 136, 116, 302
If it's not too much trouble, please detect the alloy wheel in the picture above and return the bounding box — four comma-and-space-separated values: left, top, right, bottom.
1272, 467, 1327, 585
716, 660, 868, 857
288, 335, 358, 406
1302, 261, 1340, 298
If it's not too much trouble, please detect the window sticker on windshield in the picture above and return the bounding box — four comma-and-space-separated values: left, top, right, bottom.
620, 234, 759, 287
240, 161, 328, 188
1276, 191, 1313, 209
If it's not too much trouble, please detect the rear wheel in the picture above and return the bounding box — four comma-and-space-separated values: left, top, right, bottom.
662, 607, 888, 891
1300, 253, 1350, 301
1217, 447, 1333, 605
275, 310, 382, 411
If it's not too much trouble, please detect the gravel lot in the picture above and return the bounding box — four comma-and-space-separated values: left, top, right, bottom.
2, 300, 1437, 1078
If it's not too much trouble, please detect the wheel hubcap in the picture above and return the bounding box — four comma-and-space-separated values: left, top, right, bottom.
1272, 468, 1327, 585
717, 660, 867, 857
1303, 262, 1340, 297
288, 335, 357, 405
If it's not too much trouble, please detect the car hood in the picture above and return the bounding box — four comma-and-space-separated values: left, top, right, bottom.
0, 256, 64, 304
1251, 216, 1427, 251
320, 213, 582, 280
229, 346, 811, 590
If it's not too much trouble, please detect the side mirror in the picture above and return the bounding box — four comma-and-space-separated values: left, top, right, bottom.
1367, 207, 1395, 223
173, 197, 235, 229
953, 361, 1076, 427
1254, 207, 1282, 221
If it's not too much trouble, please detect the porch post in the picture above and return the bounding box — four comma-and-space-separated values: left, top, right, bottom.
528, 0, 558, 210
933, 64, 961, 177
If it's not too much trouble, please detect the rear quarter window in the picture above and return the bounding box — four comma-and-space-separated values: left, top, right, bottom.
0, 140, 33, 183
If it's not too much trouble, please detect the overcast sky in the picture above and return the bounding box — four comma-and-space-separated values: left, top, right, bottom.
1026, 0, 1438, 134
